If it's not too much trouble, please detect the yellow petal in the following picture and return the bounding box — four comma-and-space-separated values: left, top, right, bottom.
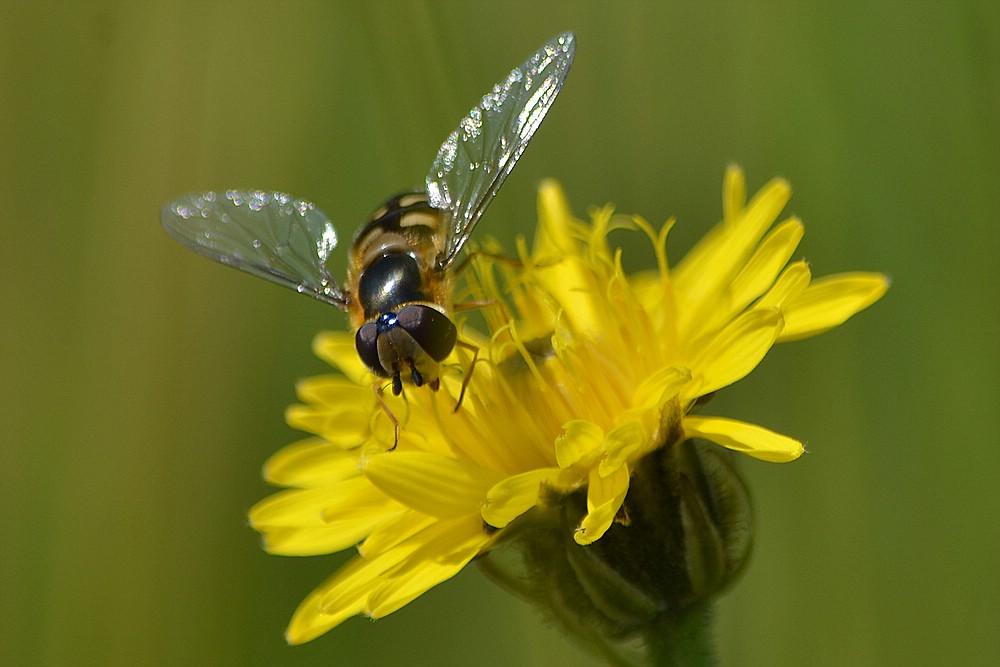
631, 365, 691, 411
367, 515, 491, 617
674, 177, 791, 327
739, 176, 792, 235
532, 181, 608, 334
319, 519, 447, 615
363, 452, 503, 518
286, 567, 366, 645
261, 518, 382, 556
284, 403, 369, 447
317, 556, 409, 623
554, 420, 604, 469
248, 478, 397, 529
687, 308, 783, 398
628, 270, 669, 324
723, 164, 747, 222
359, 511, 435, 556
730, 217, 804, 310
684, 415, 803, 462
312, 331, 370, 385
294, 375, 368, 406
756, 261, 811, 310
535, 179, 579, 257
779, 272, 890, 341
482, 467, 562, 528
262, 438, 359, 487
575, 466, 630, 545
599, 420, 649, 477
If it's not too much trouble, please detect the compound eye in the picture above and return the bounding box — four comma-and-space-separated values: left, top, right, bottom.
355, 321, 387, 377
395, 304, 457, 362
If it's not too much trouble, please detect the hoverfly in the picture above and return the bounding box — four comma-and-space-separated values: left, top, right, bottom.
162, 32, 575, 404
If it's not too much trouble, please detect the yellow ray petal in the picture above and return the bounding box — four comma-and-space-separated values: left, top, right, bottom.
359, 511, 436, 556
599, 420, 649, 477
286, 569, 365, 645
261, 517, 383, 557
723, 164, 747, 222
319, 527, 437, 614
294, 375, 369, 406
284, 403, 369, 447
686, 308, 784, 398
312, 331, 371, 385
779, 272, 890, 342
535, 179, 580, 257
575, 466, 630, 545
533, 181, 606, 334
482, 467, 562, 528
730, 217, 804, 310
263, 438, 360, 487
631, 365, 691, 411
684, 415, 803, 462
756, 260, 811, 311
673, 177, 791, 331
367, 515, 492, 617
248, 477, 396, 529
554, 420, 604, 469
363, 452, 504, 518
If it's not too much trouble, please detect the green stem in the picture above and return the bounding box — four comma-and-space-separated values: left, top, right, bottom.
641, 603, 715, 667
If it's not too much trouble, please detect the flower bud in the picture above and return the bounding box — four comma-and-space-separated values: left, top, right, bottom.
478, 438, 752, 659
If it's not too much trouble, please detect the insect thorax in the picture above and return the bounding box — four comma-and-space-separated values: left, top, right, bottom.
349, 192, 449, 323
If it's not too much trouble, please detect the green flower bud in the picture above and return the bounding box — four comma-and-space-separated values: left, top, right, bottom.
478, 439, 752, 665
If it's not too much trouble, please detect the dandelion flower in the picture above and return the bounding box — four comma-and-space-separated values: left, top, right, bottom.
248, 166, 888, 648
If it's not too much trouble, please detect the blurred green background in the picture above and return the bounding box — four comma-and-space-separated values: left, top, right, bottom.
2, 2, 997, 665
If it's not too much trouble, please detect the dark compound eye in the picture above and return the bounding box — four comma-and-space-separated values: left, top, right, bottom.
395, 304, 457, 362
355, 321, 387, 377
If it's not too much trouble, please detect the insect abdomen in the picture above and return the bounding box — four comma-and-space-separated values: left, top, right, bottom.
351, 193, 443, 267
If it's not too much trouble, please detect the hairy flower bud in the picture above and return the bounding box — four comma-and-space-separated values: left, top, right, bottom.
479, 437, 752, 661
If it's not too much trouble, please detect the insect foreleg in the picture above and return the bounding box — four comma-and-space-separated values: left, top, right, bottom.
373, 380, 404, 450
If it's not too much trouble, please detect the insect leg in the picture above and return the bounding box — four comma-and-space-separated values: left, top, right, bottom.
453, 340, 482, 414
373, 380, 402, 450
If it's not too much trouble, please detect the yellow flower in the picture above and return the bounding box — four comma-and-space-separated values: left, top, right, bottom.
248, 166, 888, 644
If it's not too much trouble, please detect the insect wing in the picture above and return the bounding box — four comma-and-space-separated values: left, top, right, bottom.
426, 31, 575, 269
161, 190, 349, 308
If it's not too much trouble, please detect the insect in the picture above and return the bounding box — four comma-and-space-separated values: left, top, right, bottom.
161, 32, 575, 403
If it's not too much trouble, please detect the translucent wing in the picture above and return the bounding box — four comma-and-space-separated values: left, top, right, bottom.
426, 31, 576, 269
161, 190, 349, 309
